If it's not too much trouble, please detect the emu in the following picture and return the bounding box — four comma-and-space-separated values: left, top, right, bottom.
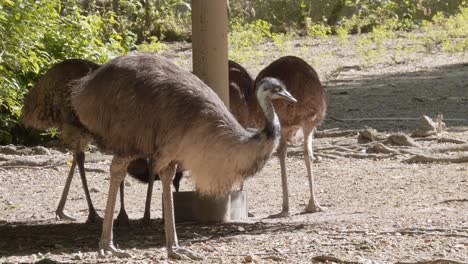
21, 59, 175, 225
126, 59, 255, 222
249, 56, 327, 218
229, 60, 255, 128
22, 59, 101, 223
70, 53, 296, 259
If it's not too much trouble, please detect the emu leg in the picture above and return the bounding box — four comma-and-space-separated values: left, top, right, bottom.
268, 139, 290, 218
98, 157, 131, 258
160, 163, 203, 260
142, 159, 155, 225
76, 152, 102, 223
115, 182, 130, 227
55, 157, 78, 221
304, 129, 323, 213
172, 171, 183, 192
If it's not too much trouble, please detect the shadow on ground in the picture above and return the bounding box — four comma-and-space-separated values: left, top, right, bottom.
324, 63, 468, 131
0, 219, 310, 257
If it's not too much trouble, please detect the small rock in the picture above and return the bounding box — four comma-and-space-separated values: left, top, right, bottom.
237, 226, 245, 232
412, 115, 445, 137
244, 255, 255, 263
90, 187, 100, 193
73, 254, 82, 260
0, 145, 21, 155
125, 181, 132, 187
31, 146, 50, 155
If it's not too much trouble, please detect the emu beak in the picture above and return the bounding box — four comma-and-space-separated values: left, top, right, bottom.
277, 89, 297, 103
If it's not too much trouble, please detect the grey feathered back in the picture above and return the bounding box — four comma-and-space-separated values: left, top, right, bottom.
71, 53, 278, 196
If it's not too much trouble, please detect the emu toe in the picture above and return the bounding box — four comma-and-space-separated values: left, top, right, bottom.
168, 247, 204, 260
98, 243, 132, 258
55, 211, 77, 221
304, 201, 324, 213
267, 210, 290, 219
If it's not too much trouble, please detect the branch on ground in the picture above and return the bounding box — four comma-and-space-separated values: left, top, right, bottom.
403, 153, 468, 163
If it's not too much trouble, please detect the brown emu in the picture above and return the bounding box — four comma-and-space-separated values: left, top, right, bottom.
22, 59, 101, 223
250, 56, 327, 218
21, 59, 177, 225
70, 53, 296, 259
126, 59, 254, 222
229, 60, 254, 128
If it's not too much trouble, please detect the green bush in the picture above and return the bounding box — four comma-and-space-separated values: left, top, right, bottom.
0, 0, 135, 144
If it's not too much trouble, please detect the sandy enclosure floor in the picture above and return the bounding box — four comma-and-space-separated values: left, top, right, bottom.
1, 35, 467, 263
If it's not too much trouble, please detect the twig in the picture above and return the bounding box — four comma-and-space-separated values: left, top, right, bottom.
403, 153, 468, 163
0, 164, 62, 170
429, 143, 468, 153
315, 129, 359, 138
437, 137, 468, 144
227, 251, 359, 264
438, 198, 468, 204
397, 227, 468, 233
395, 259, 467, 264
329, 117, 468, 122
312, 255, 359, 264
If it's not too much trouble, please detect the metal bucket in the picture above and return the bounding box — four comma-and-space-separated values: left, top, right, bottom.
170, 190, 248, 223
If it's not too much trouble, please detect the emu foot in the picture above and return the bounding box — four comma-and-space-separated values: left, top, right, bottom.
98, 242, 132, 258
86, 210, 103, 224
115, 211, 130, 228
267, 210, 290, 219
304, 201, 324, 213
142, 213, 152, 226
168, 247, 204, 260
55, 211, 77, 221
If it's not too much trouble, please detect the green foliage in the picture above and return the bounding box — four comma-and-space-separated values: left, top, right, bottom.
308, 23, 332, 38
137, 37, 168, 52
0, 0, 135, 144
1, 0, 467, 145
228, 19, 272, 64
118, 0, 191, 42
420, 7, 468, 53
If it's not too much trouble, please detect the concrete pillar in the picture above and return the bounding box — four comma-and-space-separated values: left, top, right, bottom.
191, 0, 229, 107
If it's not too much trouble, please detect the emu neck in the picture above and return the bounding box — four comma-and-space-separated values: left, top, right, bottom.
258, 97, 280, 139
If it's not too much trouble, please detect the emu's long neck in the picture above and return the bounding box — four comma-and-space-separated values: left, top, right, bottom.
257, 94, 281, 140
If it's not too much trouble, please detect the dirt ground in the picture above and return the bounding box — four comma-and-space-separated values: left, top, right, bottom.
0, 35, 467, 263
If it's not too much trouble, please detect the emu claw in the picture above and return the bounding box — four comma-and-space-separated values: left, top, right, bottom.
268, 210, 290, 219
98, 243, 132, 258
56, 211, 77, 221
168, 247, 204, 260
304, 202, 324, 213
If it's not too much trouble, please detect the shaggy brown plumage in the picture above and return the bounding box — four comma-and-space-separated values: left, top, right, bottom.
229, 60, 254, 128
250, 55, 327, 217
70, 53, 294, 259
72, 54, 280, 195
22, 59, 180, 226
22, 59, 101, 223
